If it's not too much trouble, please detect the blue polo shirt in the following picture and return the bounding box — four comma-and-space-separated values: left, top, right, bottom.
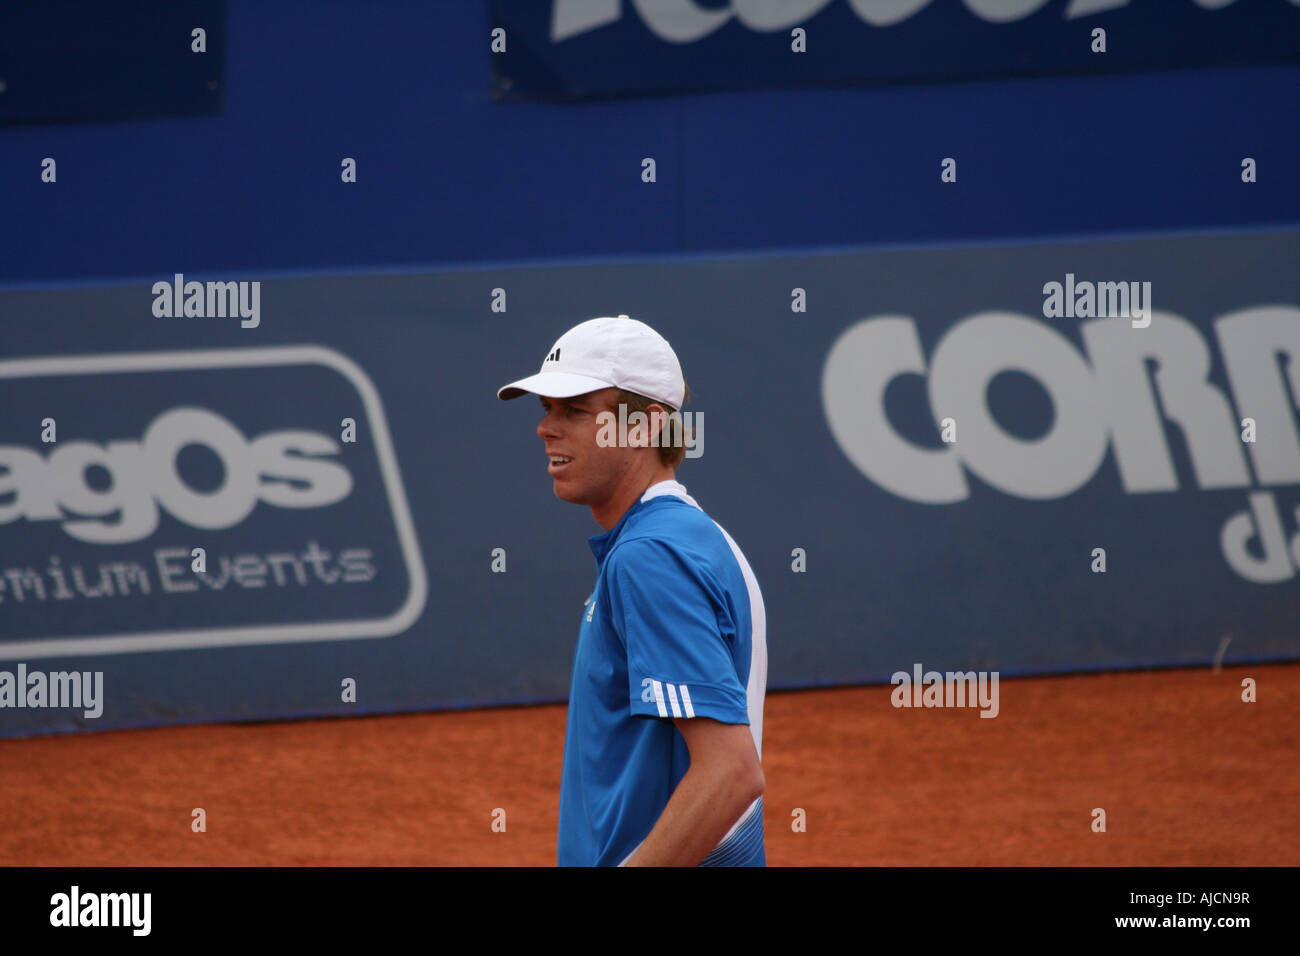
557, 480, 767, 867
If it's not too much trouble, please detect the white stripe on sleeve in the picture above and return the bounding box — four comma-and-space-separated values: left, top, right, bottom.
665, 683, 682, 718
650, 680, 668, 717
678, 683, 695, 718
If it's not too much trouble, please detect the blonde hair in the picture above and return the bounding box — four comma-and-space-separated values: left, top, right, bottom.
612, 382, 692, 469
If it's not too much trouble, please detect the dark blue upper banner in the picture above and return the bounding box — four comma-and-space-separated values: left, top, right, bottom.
0, 1, 224, 125
491, 0, 1300, 99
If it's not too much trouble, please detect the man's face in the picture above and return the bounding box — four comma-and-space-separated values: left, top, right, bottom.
537, 387, 631, 506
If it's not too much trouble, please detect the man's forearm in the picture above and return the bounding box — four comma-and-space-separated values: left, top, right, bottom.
623, 762, 762, 866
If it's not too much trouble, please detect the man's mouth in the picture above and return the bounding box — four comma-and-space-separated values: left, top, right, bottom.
548, 455, 573, 475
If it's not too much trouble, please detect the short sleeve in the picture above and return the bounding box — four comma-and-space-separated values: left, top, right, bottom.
603, 537, 749, 724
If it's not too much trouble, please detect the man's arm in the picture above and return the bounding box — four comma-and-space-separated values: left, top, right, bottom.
622, 717, 764, 867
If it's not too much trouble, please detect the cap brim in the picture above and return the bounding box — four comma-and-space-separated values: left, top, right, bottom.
497, 370, 617, 401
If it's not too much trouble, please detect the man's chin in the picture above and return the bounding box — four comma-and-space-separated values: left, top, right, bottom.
552, 481, 584, 504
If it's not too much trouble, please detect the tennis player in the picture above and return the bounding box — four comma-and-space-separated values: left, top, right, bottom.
497, 314, 768, 866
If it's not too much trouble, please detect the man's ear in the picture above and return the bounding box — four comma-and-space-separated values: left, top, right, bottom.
647, 405, 669, 444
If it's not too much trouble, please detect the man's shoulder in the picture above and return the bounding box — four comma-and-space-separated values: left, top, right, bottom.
607, 500, 731, 571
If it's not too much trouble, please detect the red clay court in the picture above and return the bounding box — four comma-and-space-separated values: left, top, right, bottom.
2, 663, 1294, 866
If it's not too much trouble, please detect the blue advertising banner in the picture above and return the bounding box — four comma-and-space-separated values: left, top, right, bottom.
1, 229, 1298, 736
0, 1, 225, 125
491, 0, 1300, 99
0, 347, 423, 658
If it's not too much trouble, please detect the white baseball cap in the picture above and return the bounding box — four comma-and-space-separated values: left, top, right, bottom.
497, 315, 685, 411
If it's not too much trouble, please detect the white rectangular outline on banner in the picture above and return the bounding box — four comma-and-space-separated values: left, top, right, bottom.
0, 345, 428, 660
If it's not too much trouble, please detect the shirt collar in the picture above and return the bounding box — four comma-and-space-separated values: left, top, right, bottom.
639, 479, 700, 509
587, 480, 699, 564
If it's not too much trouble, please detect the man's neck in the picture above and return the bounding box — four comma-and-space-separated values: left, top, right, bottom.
592, 466, 677, 531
